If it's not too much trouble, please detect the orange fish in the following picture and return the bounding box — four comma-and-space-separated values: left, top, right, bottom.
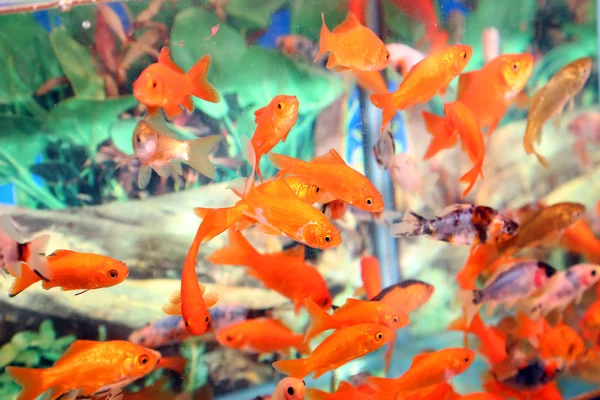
157, 355, 187, 375
216, 318, 310, 356
269, 150, 384, 212
133, 47, 220, 119
422, 101, 485, 198
353, 70, 389, 94
560, 218, 600, 263
316, 12, 389, 72
370, 45, 472, 132
250, 95, 299, 181
456, 53, 534, 135
581, 298, 600, 333
456, 244, 498, 290
367, 348, 474, 399
306, 381, 372, 400
7, 340, 160, 400
354, 255, 382, 299
0, 215, 50, 279
8, 250, 128, 297
273, 323, 390, 379
304, 297, 409, 341
447, 314, 507, 364
539, 323, 585, 365
208, 228, 331, 314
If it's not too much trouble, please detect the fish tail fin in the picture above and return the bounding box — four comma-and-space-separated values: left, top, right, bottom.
457, 289, 483, 327
158, 356, 187, 375
304, 298, 333, 342
194, 205, 247, 244
459, 160, 483, 198
272, 358, 311, 379
524, 129, 549, 168
186, 135, 220, 180
294, 333, 312, 355
370, 93, 397, 132
315, 13, 330, 62
390, 210, 428, 238
207, 227, 258, 267
187, 55, 220, 103
6, 366, 52, 400
422, 111, 456, 160
0, 215, 25, 276
9, 263, 42, 297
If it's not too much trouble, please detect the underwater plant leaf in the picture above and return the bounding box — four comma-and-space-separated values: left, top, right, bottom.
0, 343, 19, 369
193, 90, 228, 119
290, 0, 346, 41
49, 27, 105, 100
44, 96, 137, 153
228, 46, 343, 115
382, 0, 418, 44
171, 7, 247, 89
225, 0, 287, 30
0, 115, 46, 184
30, 162, 80, 184
35, 319, 57, 351
10, 331, 38, 353
0, 14, 62, 104
181, 339, 208, 393
110, 119, 137, 155
14, 349, 41, 367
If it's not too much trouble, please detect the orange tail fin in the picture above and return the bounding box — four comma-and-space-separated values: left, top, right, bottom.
187, 55, 220, 103
193, 205, 246, 244
314, 13, 331, 62
9, 263, 42, 297
422, 111, 457, 159
304, 298, 333, 342
459, 160, 483, 198
206, 227, 258, 267
370, 93, 397, 133
6, 366, 52, 400
294, 334, 312, 355
158, 356, 187, 375
272, 358, 311, 379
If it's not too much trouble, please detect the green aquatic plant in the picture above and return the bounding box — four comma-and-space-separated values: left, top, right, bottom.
181, 338, 209, 393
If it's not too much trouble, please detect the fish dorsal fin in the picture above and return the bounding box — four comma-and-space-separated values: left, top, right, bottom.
61, 340, 97, 358
144, 114, 180, 139
47, 250, 77, 260
410, 351, 433, 367
440, 204, 471, 215
312, 149, 346, 165
333, 11, 362, 34
338, 298, 365, 311
257, 178, 299, 200
254, 106, 268, 123
457, 70, 478, 101
279, 245, 305, 261
158, 47, 185, 74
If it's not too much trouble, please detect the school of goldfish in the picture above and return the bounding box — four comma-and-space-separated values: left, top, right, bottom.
1, 3, 599, 400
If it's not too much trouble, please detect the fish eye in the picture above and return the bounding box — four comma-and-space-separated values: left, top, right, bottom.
464, 357, 470, 363
376, 332, 384, 340
365, 196, 373, 205
287, 387, 295, 395
107, 269, 118, 279
136, 135, 141, 143
393, 316, 399, 323
277, 102, 284, 110
512, 62, 520, 72
302, 380, 306, 386
138, 354, 149, 366
461, 51, 467, 59
184, 321, 189, 328
592, 270, 597, 276
226, 335, 233, 342
322, 298, 330, 307
323, 234, 331, 243
314, 186, 320, 193
385, 52, 390, 60
205, 316, 210, 322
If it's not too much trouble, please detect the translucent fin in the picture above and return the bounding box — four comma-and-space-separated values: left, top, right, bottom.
203, 292, 219, 308
138, 165, 152, 189
185, 135, 220, 180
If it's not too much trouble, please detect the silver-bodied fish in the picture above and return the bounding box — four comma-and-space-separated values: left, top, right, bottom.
0, 215, 50, 280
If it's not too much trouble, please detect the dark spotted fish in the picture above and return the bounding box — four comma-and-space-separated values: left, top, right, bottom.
496, 357, 564, 390
390, 204, 519, 245
372, 128, 396, 169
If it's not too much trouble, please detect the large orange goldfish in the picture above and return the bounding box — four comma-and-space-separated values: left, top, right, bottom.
7, 340, 160, 400
304, 297, 409, 341
370, 45, 472, 132
131, 117, 221, 188
269, 149, 384, 212
0, 215, 50, 279
273, 323, 391, 379
422, 101, 485, 198
216, 318, 310, 356
457, 53, 534, 134
355, 255, 382, 299
251, 95, 299, 181
133, 47, 220, 119
8, 250, 128, 297
316, 12, 389, 72
208, 228, 331, 314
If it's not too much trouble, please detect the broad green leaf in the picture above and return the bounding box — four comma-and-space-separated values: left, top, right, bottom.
290, 0, 346, 41
225, 0, 287, 30
44, 96, 137, 153
0, 115, 46, 186
14, 349, 41, 367
49, 27, 105, 100
171, 7, 247, 89
110, 119, 137, 155
35, 319, 57, 350
10, 331, 38, 352
181, 339, 208, 393
0, 343, 19, 368
50, 334, 77, 353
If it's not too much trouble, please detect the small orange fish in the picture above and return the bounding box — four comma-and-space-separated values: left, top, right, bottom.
447, 314, 507, 364
133, 47, 220, 119
539, 323, 585, 365
208, 228, 331, 314
560, 218, 600, 263
269, 150, 384, 212
273, 323, 390, 379
7, 340, 161, 400
354, 255, 382, 300
316, 12, 389, 72
304, 297, 409, 341
306, 381, 372, 400
0, 215, 50, 279
8, 250, 128, 297
422, 101, 485, 198
457, 53, 534, 135
131, 117, 221, 189
251, 95, 299, 181
581, 298, 600, 332
370, 45, 472, 132
216, 318, 310, 356
273, 377, 306, 400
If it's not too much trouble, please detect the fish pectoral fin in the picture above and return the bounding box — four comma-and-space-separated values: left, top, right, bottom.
253, 106, 267, 123
138, 165, 153, 189
332, 65, 350, 72
162, 301, 182, 316
164, 104, 183, 120
168, 159, 183, 176
153, 164, 172, 178
203, 292, 219, 308
144, 113, 180, 139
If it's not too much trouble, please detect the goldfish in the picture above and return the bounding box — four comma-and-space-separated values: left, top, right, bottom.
354, 255, 382, 300
371, 279, 435, 315
522, 263, 600, 320
272, 377, 306, 400
0, 216, 50, 280
273, 323, 391, 379
422, 101, 485, 198
560, 218, 600, 263
456, 53, 534, 134
367, 348, 474, 399
283, 176, 332, 205
8, 250, 128, 297
7, 340, 160, 400
539, 323, 585, 365
316, 12, 389, 72
456, 244, 499, 290
447, 314, 507, 364
208, 228, 331, 314
391, 204, 519, 246
493, 357, 564, 391
524, 57, 592, 167
458, 260, 556, 326
250, 95, 299, 181
372, 129, 396, 169
133, 46, 219, 119
277, 34, 320, 65
496, 202, 585, 257
353, 70, 389, 94
306, 381, 372, 400
268, 149, 384, 212
304, 297, 409, 341
385, 43, 425, 77
131, 116, 220, 189
581, 298, 600, 333
216, 318, 310, 356
370, 45, 472, 132
157, 355, 187, 375
128, 316, 189, 349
